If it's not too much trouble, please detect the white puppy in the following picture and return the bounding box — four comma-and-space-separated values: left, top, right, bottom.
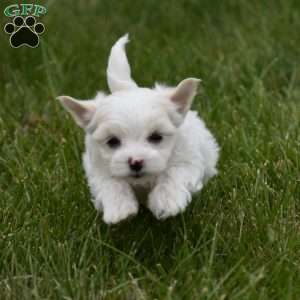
58, 34, 219, 224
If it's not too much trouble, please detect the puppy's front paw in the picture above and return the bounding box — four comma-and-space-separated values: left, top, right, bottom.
103, 200, 138, 225
148, 184, 191, 220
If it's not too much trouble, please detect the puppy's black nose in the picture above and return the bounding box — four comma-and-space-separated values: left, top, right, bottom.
128, 158, 144, 172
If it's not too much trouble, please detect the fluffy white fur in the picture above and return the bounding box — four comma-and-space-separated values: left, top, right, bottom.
58, 34, 219, 224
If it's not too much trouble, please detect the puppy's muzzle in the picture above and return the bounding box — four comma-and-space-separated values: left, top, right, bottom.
128, 158, 144, 173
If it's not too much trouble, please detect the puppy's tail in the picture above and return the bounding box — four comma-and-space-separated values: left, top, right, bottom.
107, 34, 138, 93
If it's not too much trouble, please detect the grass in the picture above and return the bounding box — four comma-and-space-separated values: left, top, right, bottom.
1, 0, 300, 299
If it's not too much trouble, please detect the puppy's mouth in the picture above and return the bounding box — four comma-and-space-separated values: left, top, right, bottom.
130, 172, 145, 178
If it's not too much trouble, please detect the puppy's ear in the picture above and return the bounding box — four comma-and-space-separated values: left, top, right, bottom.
170, 78, 201, 116
57, 96, 97, 129
107, 34, 138, 93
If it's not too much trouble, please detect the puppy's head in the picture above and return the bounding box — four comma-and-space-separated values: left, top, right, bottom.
58, 34, 200, 182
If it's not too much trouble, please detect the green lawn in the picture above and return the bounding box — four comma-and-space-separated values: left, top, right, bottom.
1, 0, 300, 299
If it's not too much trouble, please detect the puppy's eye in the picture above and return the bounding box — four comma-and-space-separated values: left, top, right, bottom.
107, 136, 121, 149
148, 132, 163, 144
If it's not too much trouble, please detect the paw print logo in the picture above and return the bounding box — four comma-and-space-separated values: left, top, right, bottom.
4, 16, 45, 48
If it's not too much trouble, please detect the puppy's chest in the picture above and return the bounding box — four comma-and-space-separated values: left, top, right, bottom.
132, 186, 151, 204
